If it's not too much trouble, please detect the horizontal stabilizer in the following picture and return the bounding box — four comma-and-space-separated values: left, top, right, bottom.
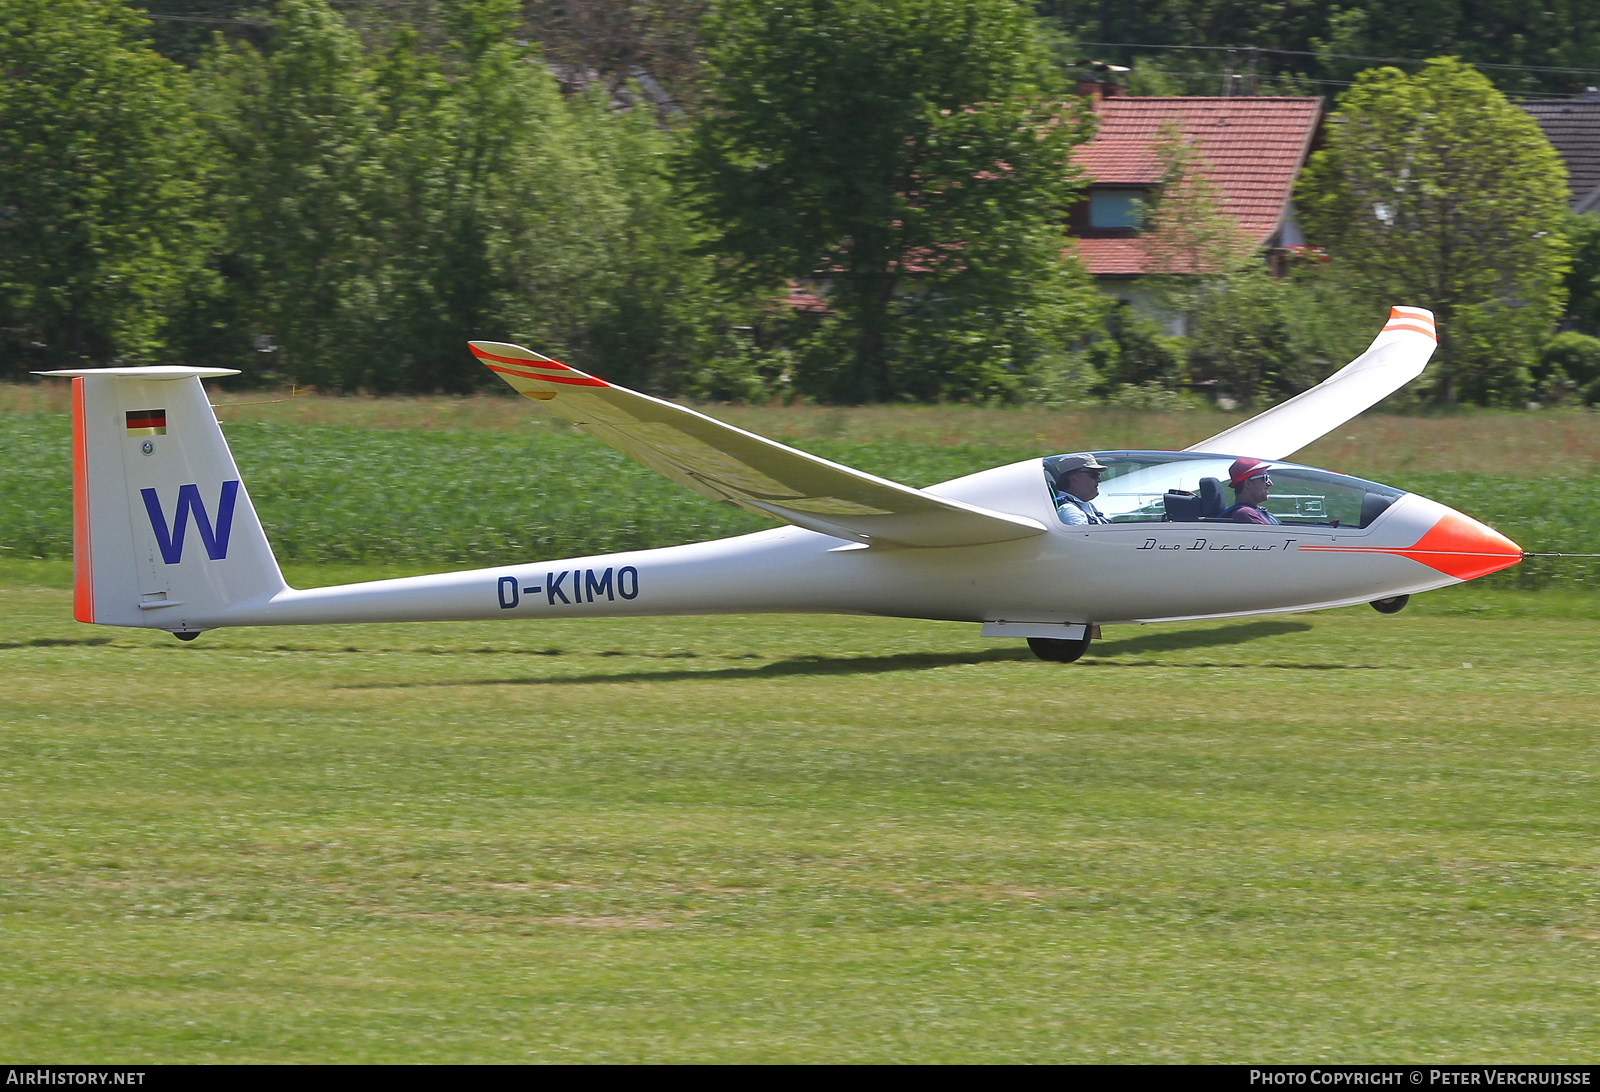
471, 342, 1046, 547
1187, 306, 1436, 461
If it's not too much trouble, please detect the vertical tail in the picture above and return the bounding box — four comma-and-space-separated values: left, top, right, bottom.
37, 367, 287, 636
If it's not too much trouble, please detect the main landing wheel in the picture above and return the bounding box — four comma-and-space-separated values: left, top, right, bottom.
1370, 595, 1410, 615
1028, 634, 1092, 663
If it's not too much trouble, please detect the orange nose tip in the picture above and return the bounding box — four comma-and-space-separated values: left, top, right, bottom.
1401, 510, 1522, 581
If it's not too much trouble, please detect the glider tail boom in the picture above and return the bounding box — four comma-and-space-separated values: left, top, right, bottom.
38, 367, 287, 635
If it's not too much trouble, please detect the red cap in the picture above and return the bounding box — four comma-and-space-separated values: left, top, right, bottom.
1228, 457, 1272, 488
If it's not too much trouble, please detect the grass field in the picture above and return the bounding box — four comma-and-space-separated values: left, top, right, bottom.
2, 564, 1599, 1062
3, 388, 1600, 1061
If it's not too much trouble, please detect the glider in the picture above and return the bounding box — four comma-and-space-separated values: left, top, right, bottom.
41, 305, 1521, 662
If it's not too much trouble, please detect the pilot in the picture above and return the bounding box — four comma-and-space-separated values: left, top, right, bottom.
1054, 452, 1111, 525
1221, 457, 1281, 524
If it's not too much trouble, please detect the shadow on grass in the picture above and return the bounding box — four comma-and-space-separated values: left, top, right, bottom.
1082, 620, 1401, 670
341, 647, 1036, 688
338, 619, 1399, 687
0, 636, 114, 650
1092, 620, 1312, 657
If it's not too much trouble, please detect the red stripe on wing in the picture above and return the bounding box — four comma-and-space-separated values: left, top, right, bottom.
485, 363, 608, 388
1382, 321, 1437, 340
470, 344, 573, 370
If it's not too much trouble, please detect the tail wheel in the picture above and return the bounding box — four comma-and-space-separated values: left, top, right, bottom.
1028, 634, 1092, 663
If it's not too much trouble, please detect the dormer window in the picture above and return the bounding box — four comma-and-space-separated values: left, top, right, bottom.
1069, 185, 1151, 239
1088, 187, 1146, 230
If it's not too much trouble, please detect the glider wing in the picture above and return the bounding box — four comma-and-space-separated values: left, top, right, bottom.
472, 342, 1047, 548
1187, 306, 1437, 461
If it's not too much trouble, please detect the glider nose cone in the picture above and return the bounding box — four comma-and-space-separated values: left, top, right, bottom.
1406, 509, 1522, 581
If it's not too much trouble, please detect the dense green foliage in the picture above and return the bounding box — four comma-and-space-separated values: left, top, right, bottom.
0, 0, 218, 371
190, 0, 731, 393
1178, 264, 1381, 408
1298, 59, 1571, 405
685, 0, 1106, 402
1562, 212, 1600, 338
1, 0, 730, 392
1, 1, 1593, 405
1536, 331, 1600, 404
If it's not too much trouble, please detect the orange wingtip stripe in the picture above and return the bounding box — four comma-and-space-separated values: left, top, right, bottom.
1383, 321, 1437, 339
485, 363, 608, 388
470, 344, 571, 371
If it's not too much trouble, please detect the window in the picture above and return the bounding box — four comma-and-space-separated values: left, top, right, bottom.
1045, 451, 1406, 528
1088, 189, 1145, 230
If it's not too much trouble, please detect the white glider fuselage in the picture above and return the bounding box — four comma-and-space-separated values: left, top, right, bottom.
228, 460, 1512, 632
45, 305, 1523, 647
248, 463, 1510, 632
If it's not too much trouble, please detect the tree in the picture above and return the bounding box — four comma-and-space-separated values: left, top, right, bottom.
1296, 57, 1570, 405
686, 0, 1103, 402
194, 0, 394, 388
436, 1, 732, 394
1562, 212, 1600, 337
568, 93, 738, 393
185, 0, 735, 393
0, 0, 217, 374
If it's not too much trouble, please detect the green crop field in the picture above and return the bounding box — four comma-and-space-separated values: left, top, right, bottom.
4, 387, 1600, 587
3, 390, 1599, 1061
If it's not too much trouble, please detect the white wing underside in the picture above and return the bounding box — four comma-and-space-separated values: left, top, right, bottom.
1186, 306, 1438, 461
471, 342, 1047, 548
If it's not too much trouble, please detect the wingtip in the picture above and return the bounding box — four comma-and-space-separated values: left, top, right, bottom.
468, 341, 608, 390
1384, 306, 1437, 342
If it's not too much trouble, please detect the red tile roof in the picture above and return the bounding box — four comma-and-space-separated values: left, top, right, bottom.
1071, 96, 1323, 276
1068, 236, 1148, 277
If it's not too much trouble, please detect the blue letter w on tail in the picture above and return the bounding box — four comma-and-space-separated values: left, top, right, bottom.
142, 481, 240, 563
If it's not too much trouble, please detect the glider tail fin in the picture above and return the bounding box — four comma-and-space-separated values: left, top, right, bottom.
40, 367, 286, 634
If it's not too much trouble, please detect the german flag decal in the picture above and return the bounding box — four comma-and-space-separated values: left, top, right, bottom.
126, 409, 167, 436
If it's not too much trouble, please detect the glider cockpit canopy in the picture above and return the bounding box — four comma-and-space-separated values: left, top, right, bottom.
1044, 451, 1406, 529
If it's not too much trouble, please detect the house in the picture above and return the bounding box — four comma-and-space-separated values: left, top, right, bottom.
1521, 90, 1600, 213
781, 93, 1326, 323
1067, 94, 1324, 322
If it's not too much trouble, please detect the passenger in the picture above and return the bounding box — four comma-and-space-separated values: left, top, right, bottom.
1054, 452, 1111, 525
1221, 457, 1281, 524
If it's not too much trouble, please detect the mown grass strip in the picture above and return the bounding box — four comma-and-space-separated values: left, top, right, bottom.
2, 578, 1598, 1061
